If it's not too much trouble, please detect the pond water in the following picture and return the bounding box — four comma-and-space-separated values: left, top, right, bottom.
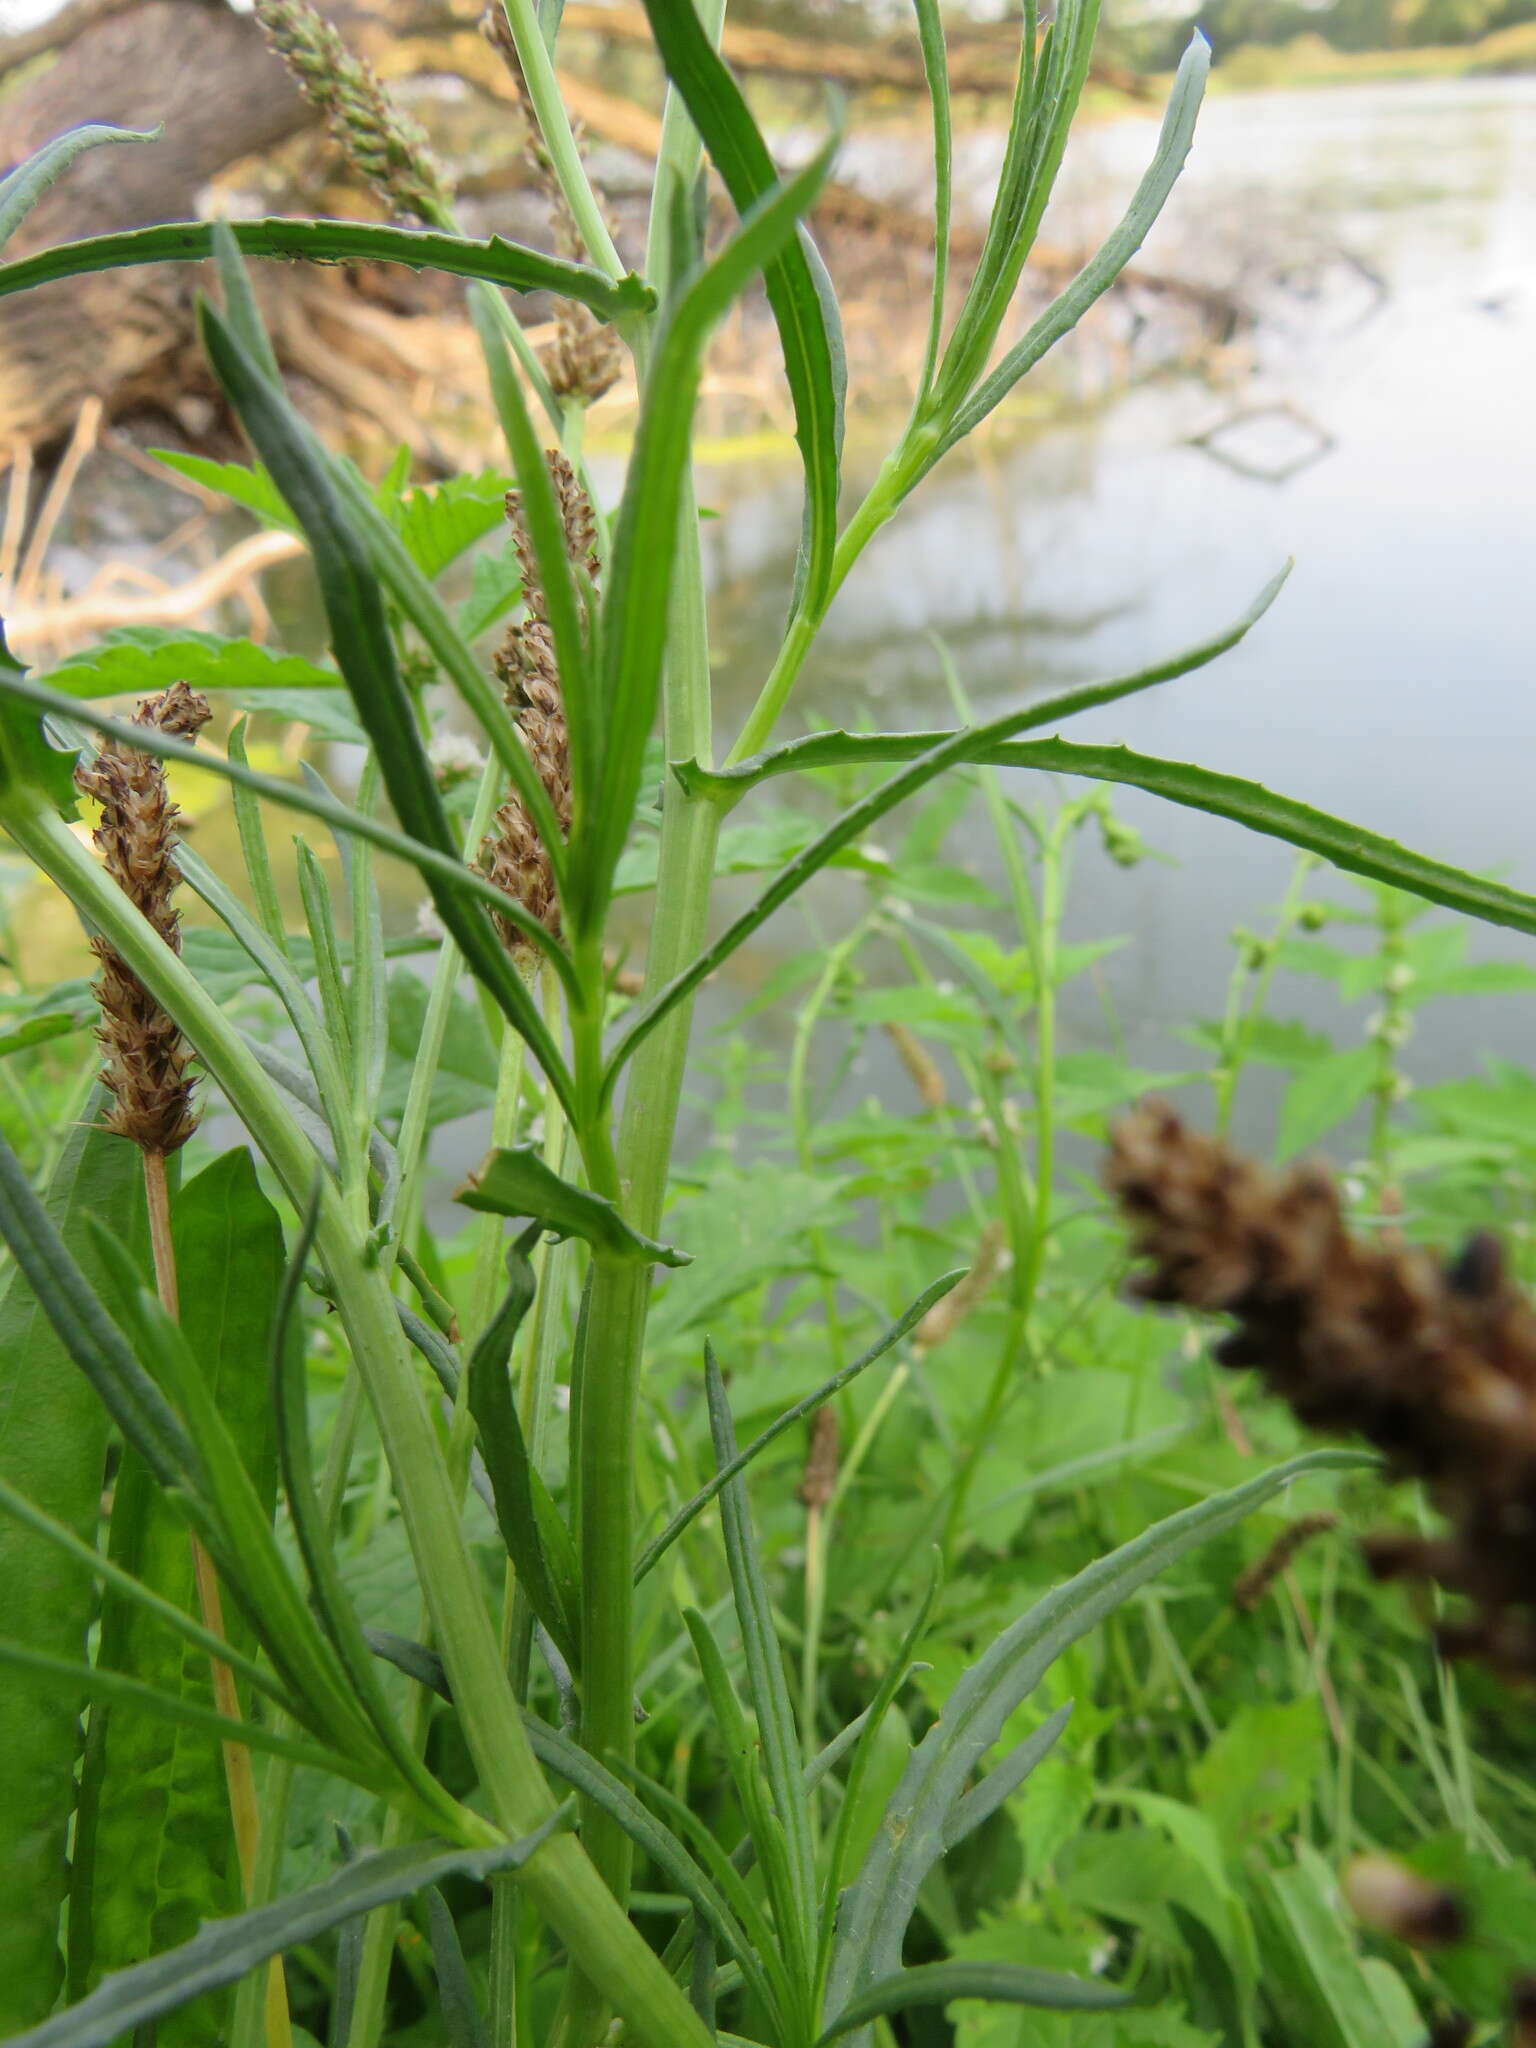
673, 73, 1536, 1148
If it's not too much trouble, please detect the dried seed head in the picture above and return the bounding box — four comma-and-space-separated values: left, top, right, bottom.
542, 303, 625, 405
255, 0, 453, 221
479, 452, 597, 959
1342, 1857, 1466, 1947
1106, 1100, 1536, 1679
914, 1221, 1007, 1357
74, 683, 213, 1155
1232, 1510, 1339, 1612
798, 1406, 840, 1511
885, 1019, 947, 1111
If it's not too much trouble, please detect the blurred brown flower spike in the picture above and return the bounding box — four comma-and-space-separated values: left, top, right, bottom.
480, 452, 592, 959
1106, 1099, 1536, 1680
75, 682, 212, 1157
1342, 1855, 1466, 1946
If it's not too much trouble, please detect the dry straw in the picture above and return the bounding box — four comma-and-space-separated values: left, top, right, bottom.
74, 682, 212, 1157
1107, 1099, 1536, 1679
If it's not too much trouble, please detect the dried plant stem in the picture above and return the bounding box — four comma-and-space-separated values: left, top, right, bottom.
143, 1147, 291, 2048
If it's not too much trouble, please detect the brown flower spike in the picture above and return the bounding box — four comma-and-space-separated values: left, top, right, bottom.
1106, 1100, 1536, 1679
479, 452, 593, 958
74, 683, 212, 1155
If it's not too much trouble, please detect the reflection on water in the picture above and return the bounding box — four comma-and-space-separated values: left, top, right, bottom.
683, 76, 1536, 1139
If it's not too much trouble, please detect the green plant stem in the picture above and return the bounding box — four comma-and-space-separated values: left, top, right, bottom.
497, 0, 623, 283
3, 793, 713, 2048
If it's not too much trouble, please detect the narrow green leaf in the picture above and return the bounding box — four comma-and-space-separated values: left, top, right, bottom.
636, 0, 844, 610
0, 218, 651, 321
910, 0, 953, 400
817, 1961, 1128, 2042
0, 124, 159, 253
704, 1344, 816, 1943
519, 1710, 766, 1998
6, 1815, 573, 2048
196, 302, 578, 1114
271, 1192, 463, 1831
0, 1106, 147, 2030
466, 1244, 578, 1664
210, 217, 281, 385
586, 140, 839, 932
635, 1269, 961, 1583
458, 1145, 690, 1267
0, 663, 579, 980
225, 720, 289, 953
937, 32, 1210, 462
824, 1450, 1372, 2035
615, 572, 1288, 1085
425, 1889, 492, 2048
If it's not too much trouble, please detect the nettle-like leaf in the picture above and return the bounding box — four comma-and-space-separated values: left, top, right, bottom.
151, 453, 294, 528
42, 628, 338, 703
391, 473, 514, 580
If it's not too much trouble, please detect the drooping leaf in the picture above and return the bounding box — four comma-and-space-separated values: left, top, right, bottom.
457, 1146, 690, 1267
818, 1961, 1129, 2042
0, 218, 652, 323
0, 124, 159, 253
7, 1818, 573, 2048
42, 627, 338, 703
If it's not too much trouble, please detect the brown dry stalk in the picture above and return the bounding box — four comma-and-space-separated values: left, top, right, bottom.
74, 682, 211, 1156
480, 451, 593, 956
1106, 1099, 1536, 1679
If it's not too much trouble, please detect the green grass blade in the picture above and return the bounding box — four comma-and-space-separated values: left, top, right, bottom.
612, 570, 1287, 1084
584, 140, 838, 933
636, 1269, 962, 1583
196, 302, 577, 1115
910, 0, 953, 401
271, 1193, 465, 1831
0, 218, 650, 321
0, 1107, 147, 2030
817, 1961, 1129, 2042
937, 32, 1210, 462
519, 1710, 765, 1993
3, 1813, 573, 2048
636, 0, 844, 613
703, 1343, 817, 1952
425, 1888, 492, 2048
824, 1450, 1371, 2038
0, 125, 159, 253
209, 218, 281, 385
295, 836, 355, 1070
0, 667, 576, 979
466, 1242, 579, 1665
224, 720, 288, 953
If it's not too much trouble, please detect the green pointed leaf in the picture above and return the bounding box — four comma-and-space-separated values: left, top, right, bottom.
0, 124, 159, 253
150, 453, 294, 528
457, 1146, 690, 1267
6, 1816, 573, 2048
818, 1961, 1129, 2042
637, 0, 843, 611
0, 218, 651, 323
0, 625, 78, 816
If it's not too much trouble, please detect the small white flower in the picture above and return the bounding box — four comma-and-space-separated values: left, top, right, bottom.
414, 899, 445, 941
427, 731, 486, 780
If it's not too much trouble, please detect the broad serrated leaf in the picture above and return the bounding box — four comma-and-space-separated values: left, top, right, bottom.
42, 627, 335, 702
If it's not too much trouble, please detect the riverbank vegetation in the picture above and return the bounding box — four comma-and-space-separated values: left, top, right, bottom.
0, 2, 1532, 2046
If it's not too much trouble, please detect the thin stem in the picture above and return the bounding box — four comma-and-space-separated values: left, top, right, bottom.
144, 1145, 292, 2048
498, 0, 624, 281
